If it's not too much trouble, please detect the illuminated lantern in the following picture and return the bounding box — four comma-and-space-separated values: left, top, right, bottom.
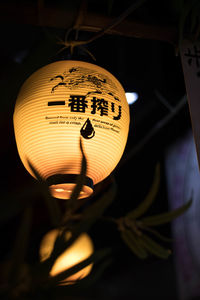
13, 61, 130, 199
39, 230, 94, 284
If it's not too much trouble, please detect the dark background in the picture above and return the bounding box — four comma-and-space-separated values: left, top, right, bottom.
0, 1, 194, 299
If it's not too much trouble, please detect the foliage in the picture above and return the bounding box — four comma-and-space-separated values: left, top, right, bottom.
118, 163, 192, 259
0, 141, 192, 299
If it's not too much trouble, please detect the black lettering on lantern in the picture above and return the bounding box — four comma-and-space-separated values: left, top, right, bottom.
68, 95, 88, 112
48, 95, 122, 120
111, 103, 122, 120
91, 97, 108, 116
48, 101, 65, 106
80, 118, 95, 139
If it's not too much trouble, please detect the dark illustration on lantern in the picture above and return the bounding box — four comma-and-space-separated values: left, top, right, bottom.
80, 118, 95, 139
50, 66, 120, 101
47, 66, 122, 137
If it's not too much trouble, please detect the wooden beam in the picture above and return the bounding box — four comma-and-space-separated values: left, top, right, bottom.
0, 2, 178, 44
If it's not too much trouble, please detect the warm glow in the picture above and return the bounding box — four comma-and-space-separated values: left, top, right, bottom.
39, 230, 94, 284
13, 60, 130, 199
55, 188, 65, 192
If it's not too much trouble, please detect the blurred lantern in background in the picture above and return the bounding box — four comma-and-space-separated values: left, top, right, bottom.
39, 230, 94, 284
13, 60, 130, 199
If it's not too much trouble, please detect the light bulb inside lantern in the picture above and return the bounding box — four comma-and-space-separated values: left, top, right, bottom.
39, 230, 94, 285
55, 188, 65, 192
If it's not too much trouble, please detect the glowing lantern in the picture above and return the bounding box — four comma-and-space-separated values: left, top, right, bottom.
39, 230, 94, 284
13, 60, 130, 199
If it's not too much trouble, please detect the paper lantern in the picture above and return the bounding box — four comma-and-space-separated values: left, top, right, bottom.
13, 60, 130, 199
39, 230, 94, 284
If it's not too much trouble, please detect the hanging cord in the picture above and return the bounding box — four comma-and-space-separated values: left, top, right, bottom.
58, 0, 148, 54
66, 0, 96, 60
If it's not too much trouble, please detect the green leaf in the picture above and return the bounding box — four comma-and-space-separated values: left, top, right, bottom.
139, 226, 172, 243
42, 178, 117, 274
75, 257, 113, 288
83, 178, 117, 220
127, 163, 160, 220
139, 233, 171, 259
27, 159, 61, 227
44, 248, 111, 287
140, 199, 192, 227
48, 258, 113, 297
68, 137, 87, 208
8, 205, 32, 285
121, 230, 148, 259
66, 177, 117, 245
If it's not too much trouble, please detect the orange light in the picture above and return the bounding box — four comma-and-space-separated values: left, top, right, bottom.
39, 230, 94, 284
13, 61, 130, 199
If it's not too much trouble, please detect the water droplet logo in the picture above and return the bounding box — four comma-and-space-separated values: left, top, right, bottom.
80, 118, 95, 139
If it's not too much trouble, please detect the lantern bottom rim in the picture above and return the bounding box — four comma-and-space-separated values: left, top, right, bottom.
47, 174, 94, 200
